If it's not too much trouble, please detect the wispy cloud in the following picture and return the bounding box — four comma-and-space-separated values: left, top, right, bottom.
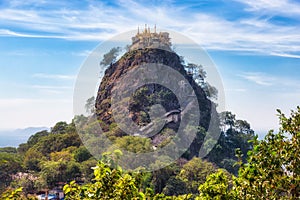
71, 50, 93, 57
31, 85, 72, 90
27, 84, 74, 95
0, 1, 299, 58
233, 0, 300, 16
225, 88, 247, 92
0, 98, 71, 107
0, 29, 67, 39
239, 72, 274, 86
238, 72, 300, 89
270, 52, 300, 59
32, 73, 76, 80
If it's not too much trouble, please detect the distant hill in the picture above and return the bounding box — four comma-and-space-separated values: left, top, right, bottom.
0, 127, 49, 147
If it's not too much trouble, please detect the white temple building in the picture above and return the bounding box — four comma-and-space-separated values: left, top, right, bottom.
129, 25, 172, 51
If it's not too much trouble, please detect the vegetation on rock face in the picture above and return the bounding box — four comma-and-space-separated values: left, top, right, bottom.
206, 111, 255, 175
1, 105, 299, 199
95, 48, 217, 162
1, 45, 299, 199
0, 46, 256, 198
64, 107, 300, 199
100, 47, 121, 67
95, 48, 212, 134
0, 113, 253, 199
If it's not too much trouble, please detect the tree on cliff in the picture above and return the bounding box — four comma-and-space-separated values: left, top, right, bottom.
100, 47, 121, 67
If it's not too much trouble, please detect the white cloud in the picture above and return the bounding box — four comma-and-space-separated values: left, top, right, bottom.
27, 79, 75, 95
32, 73, 76, 80
270, 52, 300, 59
225, 88, 247, 92
72, 50, 93, 57
0, 29, 67, 39
30, 85, 73, 94
0, 1, 299, 58
238, 72, 300, 89
239, 72, 275, 86
0, 98, 71, 107
233, 0, 300, 16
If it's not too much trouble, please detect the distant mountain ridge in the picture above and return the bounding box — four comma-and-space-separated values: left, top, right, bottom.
0, 127, 49, 147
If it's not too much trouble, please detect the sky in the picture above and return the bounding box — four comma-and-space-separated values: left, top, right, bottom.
0, 0, 299, 138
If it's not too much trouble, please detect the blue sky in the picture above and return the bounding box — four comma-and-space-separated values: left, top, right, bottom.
0, 0, 299, 137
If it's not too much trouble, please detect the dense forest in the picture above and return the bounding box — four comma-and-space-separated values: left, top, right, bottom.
1, 107, 299, 199
1, 46, 299, 199
0, 107, 253, 196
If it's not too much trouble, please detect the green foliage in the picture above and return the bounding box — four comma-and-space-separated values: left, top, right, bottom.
2, 106, 299, 199
26, 130, 49, 147
51, 121, 68, 134
10, 176, 37, 196
150, 158, 180, 194
153, 193, 193, 199
50, 150, 73, 162
72, 114, 89, 129
100, 47, 121, 66
114, 136, 152, 153
0, 147, 17, 154
184, 63, 218, 100
39, 150, 82, 189
202, 82, 218, 100
73, 146, 92, 162
80, 158, 98, 183
233, 107, 300, 199
17, 143, 30, 155
129, 85, 180, 123
23, 148, 44, 171
131, 169, 153, 194
198, 107, 300, 199
197, 169, 234, 200
162, 176, 187, 196
85, 96, 95, 114
17, 130, 49, 155
31, 132, 81, 156
0, 187, 23, 200
1, 120, 86, 195
63, 151, 197, 200
63, 151, 142, 200
105, 123, 126, 138
66, 161, 81, 181
176, 157, 217, 194
207, 111, 255, 174
0, 187, 37, 200
220, 111, 236, 129
0, 153, 23, 191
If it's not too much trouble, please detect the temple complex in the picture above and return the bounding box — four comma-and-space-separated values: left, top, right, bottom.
129, 25, 172, 51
